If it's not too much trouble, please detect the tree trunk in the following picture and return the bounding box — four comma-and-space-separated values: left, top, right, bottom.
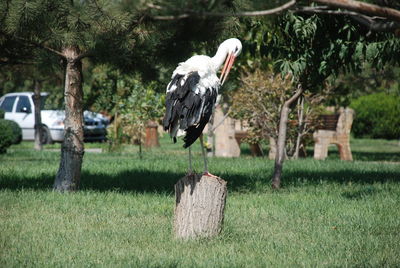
53, 46, 84, 192
293, 95, 305, 159
174, 173, 227, 239
272, 87, 303, 189
268, 136, 277, 160
33, 80, 43, 151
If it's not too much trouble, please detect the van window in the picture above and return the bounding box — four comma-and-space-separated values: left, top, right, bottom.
0, 96, 17, 112
16, 96, 32, 113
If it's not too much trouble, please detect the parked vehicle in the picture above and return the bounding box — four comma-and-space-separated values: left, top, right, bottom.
0, 92, 109, 143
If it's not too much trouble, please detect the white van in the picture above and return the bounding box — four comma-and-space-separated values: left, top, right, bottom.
0, 92, 109, 143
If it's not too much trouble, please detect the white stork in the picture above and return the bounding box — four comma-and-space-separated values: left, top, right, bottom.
163, 38, 242, 176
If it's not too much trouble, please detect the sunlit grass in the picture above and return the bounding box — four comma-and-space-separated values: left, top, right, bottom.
0, 137, 399, 267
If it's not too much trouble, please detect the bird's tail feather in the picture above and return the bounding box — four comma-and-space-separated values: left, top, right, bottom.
183, 121, 207, 148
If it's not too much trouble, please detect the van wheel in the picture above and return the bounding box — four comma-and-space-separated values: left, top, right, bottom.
41, 126, 53, 145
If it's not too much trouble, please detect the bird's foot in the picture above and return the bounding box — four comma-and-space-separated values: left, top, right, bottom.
202, 171, 219, 178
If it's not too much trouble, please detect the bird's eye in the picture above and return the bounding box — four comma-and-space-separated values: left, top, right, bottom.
234, 47, 238, 52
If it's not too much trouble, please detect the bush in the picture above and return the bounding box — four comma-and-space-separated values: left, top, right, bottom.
350, 93, 400, 139
7, 120, 22, 144
0, 119, 22, 153
0, 119, 14, 154
0, 109, 5, 119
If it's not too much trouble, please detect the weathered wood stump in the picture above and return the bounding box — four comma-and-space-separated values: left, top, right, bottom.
174, 173, 227, 239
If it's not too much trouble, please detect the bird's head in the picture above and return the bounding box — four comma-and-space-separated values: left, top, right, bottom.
219, 38, 242, 85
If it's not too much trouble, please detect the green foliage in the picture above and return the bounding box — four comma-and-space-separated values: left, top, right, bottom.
0, 109, 4, 119
7, 119, 22, 144
241, 11, 400, 94
86, 65, 123, 114
121, 82, 164, 125
0, 119, 15, 153
261, 13, 362, 89
350, 93, 400, 139
326, 63, 400, 107
115, 78, 164, 150
87, 65, 164, 151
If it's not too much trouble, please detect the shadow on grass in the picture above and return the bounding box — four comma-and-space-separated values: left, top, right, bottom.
341, 187, 381, 200
305, 149, 400, 162
331, 151, 400, 162
282, 169, 400, 188
0, 166, 399, 193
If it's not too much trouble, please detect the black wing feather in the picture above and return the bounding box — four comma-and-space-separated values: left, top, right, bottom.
183, 88, 217, 148
163, 72, 200, 131
162, 71, 217, 148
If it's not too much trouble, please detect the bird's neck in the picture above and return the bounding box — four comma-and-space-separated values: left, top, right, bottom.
211, 46, 228, 72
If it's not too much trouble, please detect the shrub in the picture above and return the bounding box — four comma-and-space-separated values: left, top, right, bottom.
0, 119, 22, 153
7, 120, 22, 144
0, 119, 14, 153
350, 93, 400, 139
0, 109, 5, 119
231, 67, 329, 158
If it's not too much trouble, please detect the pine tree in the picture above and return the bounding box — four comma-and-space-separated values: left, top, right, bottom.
0, 0, 156, 191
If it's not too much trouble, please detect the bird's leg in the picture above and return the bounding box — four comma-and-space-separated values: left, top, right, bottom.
199, 134, 218, 178
187, 146, 194, 175
199, 134, 208, 173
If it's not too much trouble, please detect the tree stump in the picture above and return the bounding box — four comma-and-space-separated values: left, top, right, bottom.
174, 173, 227, 239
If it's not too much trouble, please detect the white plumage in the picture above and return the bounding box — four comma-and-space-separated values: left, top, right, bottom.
167, 55, 219, 95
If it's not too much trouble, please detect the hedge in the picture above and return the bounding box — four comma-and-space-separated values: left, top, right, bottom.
0, 119, 14, 153
350, 93, 400, 139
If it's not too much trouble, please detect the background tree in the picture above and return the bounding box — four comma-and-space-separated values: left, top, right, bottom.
237, 5, 400, 188
119, 79, 164, 157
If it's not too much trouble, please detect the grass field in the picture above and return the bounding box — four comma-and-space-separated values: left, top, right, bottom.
1, 136, 399, 267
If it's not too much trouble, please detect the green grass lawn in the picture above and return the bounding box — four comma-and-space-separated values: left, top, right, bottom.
1, 137, 399, 267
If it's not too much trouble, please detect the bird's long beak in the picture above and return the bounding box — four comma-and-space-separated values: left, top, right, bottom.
219, 52, 236, 86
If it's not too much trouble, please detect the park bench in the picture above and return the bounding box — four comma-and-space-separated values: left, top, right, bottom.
313, 107, 354, 161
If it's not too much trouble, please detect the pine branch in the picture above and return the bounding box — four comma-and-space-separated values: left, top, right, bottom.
0, 59, 36, 65
75, 51, 92, 61
0, 30, 96, 61
0, 30, 66, 59
35, 42, 66, 58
